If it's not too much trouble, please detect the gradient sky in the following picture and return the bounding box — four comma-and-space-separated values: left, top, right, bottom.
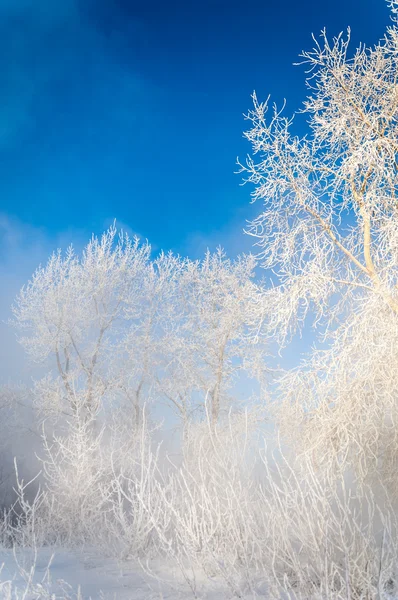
0, 0, 391, 257
0, 0, 392, 380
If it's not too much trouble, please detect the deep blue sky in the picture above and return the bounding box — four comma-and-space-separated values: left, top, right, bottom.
0, 0, 391, 259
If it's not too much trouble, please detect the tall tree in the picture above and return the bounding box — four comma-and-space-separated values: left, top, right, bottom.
12, 226, 150, 424
159, 249, 268, 428
240, 3, 398, 487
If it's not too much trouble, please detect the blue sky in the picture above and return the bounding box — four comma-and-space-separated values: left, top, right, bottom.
0, 0, 391, 257
0, 0, 392, 380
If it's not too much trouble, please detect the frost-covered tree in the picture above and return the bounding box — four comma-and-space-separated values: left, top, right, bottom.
12, 228, 267, 435
159, 249, 268, 427
240, 2, 398, 488
113, 251, 185, 429
12, 226, 151, 424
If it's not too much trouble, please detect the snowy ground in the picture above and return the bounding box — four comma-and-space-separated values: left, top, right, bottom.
0, 546, 262, 599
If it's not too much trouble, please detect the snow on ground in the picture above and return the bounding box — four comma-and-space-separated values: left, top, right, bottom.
0, 546, 262, 599
0, 547, 144, 599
